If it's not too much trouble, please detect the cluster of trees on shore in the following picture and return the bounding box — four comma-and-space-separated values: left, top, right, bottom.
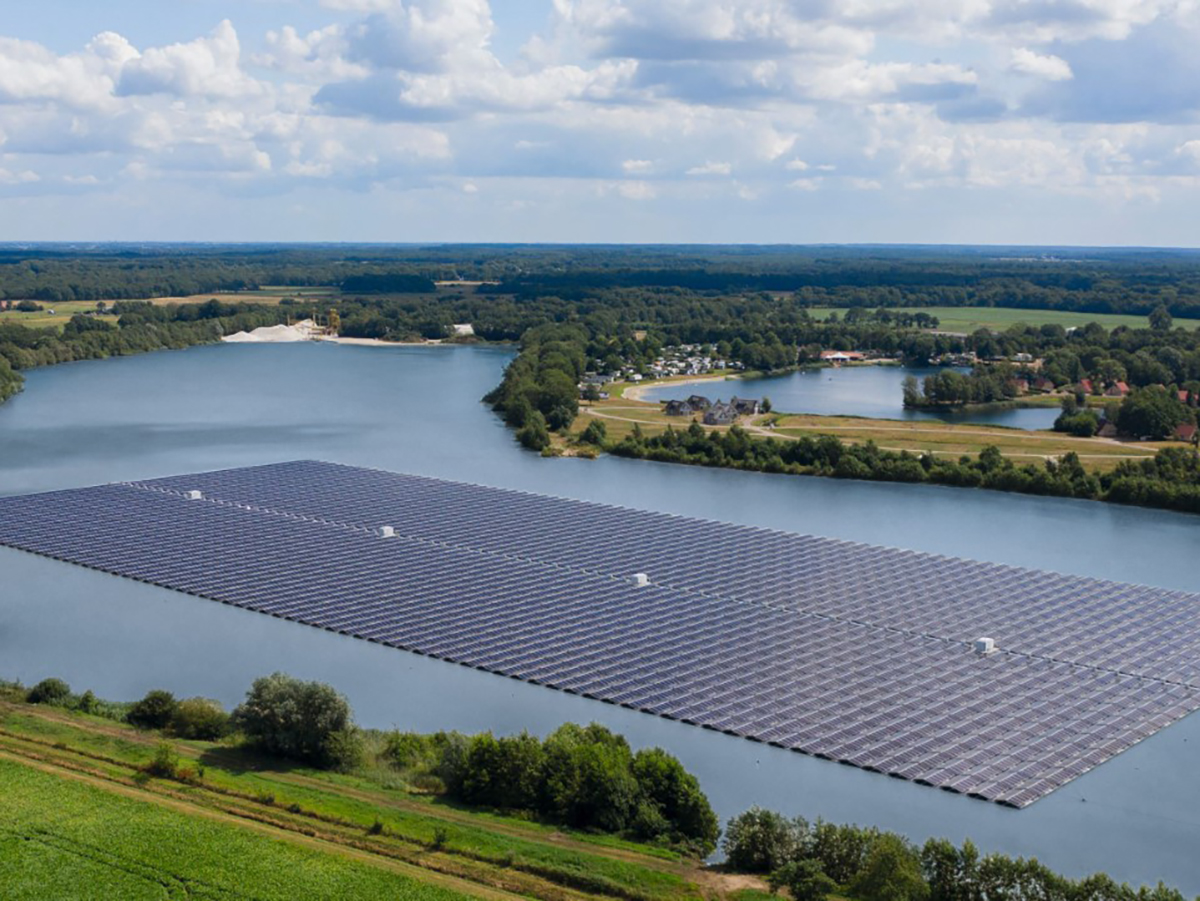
903, 368, 1020, 407
0, 301, 291, 403
9, 671, 715, 855
596, 423, 1200, 514
484, 324, 586, 450
721, 807, 1186, 901
384, 723, 718, 855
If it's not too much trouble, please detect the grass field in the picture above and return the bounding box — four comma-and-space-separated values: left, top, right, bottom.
0, 700, 717, 901
570, 378, 1181, 473
805, 306, 1200, 333
0, 289, 341, 329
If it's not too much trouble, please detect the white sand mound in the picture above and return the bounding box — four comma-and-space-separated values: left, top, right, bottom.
223, 320, 320, 343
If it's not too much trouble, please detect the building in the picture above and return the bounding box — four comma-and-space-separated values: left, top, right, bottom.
820, 350, 865, 363
703, 402, 738, 426
1175, 423, 1198, 443
1034, 377, 1055, 392
686, 395, 712, 411
664, 400, 694, 416
731, 397, 761, 415
1079, 378, 1094, 395
1105, 381, 1130, 398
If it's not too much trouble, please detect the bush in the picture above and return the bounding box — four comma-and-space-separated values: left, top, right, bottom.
127, 689, 179, 730
233, 672, 357, 768
770, 860, 837, 901
169, 697, 230, 740
722, 807, 806, 873
144, 742, 180, 778
27, 678, 71, 706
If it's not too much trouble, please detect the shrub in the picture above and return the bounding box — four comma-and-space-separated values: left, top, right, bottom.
233, 672, 356, 768
770, 859, 837, 901
169, 697, 231, 740
145, 742, 180, 778
127, 689, 179, 730
27, 678, 71, 706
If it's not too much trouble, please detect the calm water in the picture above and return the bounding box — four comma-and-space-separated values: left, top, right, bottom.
2, 343, 1199, 890
639, 365, 1060, 430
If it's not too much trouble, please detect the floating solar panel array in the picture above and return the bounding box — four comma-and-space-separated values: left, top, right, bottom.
1, 460, 1198, 807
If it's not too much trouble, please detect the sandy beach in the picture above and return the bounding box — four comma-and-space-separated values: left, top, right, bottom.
623, 372, 742, 401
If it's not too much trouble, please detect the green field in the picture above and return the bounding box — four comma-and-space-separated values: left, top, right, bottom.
0, 701, 715, 901
0, 758, 474, 901
806, 306, 1200, 333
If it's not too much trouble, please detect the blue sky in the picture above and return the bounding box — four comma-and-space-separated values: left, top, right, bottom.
2, 0, 1199, 245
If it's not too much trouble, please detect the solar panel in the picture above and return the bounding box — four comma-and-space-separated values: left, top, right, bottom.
1, 459, 1198, 807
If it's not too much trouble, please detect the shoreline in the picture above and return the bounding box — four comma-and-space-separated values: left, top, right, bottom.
622, 372, 747, 402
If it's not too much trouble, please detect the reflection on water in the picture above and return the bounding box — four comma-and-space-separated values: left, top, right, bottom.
2, 342, 1199, 891
639, 365, 1060, 430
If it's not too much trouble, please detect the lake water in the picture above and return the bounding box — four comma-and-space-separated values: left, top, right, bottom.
638, 365, 1060, 430
2, 343, 1199, 891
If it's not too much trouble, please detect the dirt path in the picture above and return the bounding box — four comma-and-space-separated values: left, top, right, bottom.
0, 748, 525, 901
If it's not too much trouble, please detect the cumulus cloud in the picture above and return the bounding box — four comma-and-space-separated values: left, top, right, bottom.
1010, 47, 1073, 80
118, 21, 264, 98
1, 0, 1199, 242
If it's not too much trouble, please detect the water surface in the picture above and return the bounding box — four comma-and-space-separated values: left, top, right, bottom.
639, 365, 1059, 430
1, 342, 1198, 890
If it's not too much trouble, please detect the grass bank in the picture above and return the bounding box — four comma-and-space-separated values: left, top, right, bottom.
0, 697, 718, 901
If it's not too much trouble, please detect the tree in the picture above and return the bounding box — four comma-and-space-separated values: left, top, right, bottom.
1149, 304, 1173, 331
517, 411, 551, 451
630, 747, 719, 854
127, 689, 179, 729
761, 397, 773, 414
233, 673, 359, 769
902, 375, 921, 408
27, 678, 71, 705
722, 807, 806, 873
849, 835, 929, 901
170, 697, 231, 740
770, 859, 838, 901
1117, 387, 1192, 440
580, 419, 608, 446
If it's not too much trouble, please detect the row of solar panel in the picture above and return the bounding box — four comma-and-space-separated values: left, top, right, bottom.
134, 461, 1200, 686
3, 468, 1198, 808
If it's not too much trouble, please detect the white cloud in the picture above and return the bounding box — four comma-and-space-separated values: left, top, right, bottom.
0, 167, 39, 185
622, 158, 654, 173
118, 21, 263, 99
1010, 48, 1073, 81
686, 160, 732, 175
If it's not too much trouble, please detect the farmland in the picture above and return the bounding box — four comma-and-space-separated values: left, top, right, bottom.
0, 698, 715, 901
805, 306, 1200, 333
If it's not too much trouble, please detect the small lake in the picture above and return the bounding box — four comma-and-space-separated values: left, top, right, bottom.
638, 365, 1060, 430
2, 342, 1199, 891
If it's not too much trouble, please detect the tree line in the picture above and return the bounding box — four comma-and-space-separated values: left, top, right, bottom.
598, 422, 1200, 515
721, 807, 1186, 901
8, 671, 715, 855
0, 301, 293, 403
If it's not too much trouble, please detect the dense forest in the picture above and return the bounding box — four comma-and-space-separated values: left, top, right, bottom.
4, 243, 1200, 315
7, 244, 1200, 514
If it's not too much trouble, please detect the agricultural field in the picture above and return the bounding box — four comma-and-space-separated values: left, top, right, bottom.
805, 306, 1200, 333
0, 292, 324, 329
0, 700, 715, 901
570, 381, 1180, 473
